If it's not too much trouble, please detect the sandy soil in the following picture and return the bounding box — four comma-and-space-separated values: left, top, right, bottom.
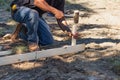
0, 0, 120, 80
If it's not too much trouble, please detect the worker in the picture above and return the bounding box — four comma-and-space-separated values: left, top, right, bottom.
10, 0, 77, 51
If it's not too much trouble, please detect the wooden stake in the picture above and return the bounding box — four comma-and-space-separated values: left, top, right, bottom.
71, 10, 79, 46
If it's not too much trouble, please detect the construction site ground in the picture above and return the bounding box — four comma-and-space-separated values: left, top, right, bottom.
0, 0, 120, 80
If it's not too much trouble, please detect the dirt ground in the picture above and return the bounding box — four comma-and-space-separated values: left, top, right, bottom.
0, 0, 120, 80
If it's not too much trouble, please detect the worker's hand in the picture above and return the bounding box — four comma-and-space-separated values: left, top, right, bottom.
54, 10, 64, 19
67, 32, 79, 39
67, 32, 72, 37
72, 32, 79, 39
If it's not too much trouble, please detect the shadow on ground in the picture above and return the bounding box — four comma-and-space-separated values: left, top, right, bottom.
0, 49, 119, 80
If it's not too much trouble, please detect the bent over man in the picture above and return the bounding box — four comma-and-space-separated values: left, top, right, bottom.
10, 0, 74, 51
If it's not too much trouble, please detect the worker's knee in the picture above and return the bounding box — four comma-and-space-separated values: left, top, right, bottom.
29, 10, 39, 21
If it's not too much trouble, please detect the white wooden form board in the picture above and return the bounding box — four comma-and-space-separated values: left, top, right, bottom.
0, 44, 85, 66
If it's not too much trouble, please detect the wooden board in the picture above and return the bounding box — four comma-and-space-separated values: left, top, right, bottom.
0, 50, 12, 56
36, 44, 85, 59
0, 44, 85, 66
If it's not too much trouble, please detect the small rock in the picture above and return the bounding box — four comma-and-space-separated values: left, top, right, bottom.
50, 68, 59, 73
88, 76, 98, 80
84, 51, 101, 58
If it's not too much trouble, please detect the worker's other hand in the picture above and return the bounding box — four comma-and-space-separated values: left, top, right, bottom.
54, 10, 64, 19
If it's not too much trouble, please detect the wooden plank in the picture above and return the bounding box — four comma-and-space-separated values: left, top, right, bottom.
0, 52, 36, 66
0, 44, 85, 66
37, 44, 85, 59
0, 50, 12, 56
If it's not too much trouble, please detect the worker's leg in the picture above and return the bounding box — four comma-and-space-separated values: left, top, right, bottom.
18, 24, 28, 41
12, 6, 39, 44
12, 6, 39, 51
37, 17, 54, 46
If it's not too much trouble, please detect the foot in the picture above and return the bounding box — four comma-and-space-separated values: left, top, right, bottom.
28, 43, 39, 52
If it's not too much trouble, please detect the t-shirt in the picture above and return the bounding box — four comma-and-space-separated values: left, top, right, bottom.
10, 0, 65, 16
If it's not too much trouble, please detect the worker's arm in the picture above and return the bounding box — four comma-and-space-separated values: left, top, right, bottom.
57, 17, 78, 39
34, 0, 78, 38
11, 23, 22, 42
34, 0, 64, 19
57, 17, 72, 36
34, 0, 68, 31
